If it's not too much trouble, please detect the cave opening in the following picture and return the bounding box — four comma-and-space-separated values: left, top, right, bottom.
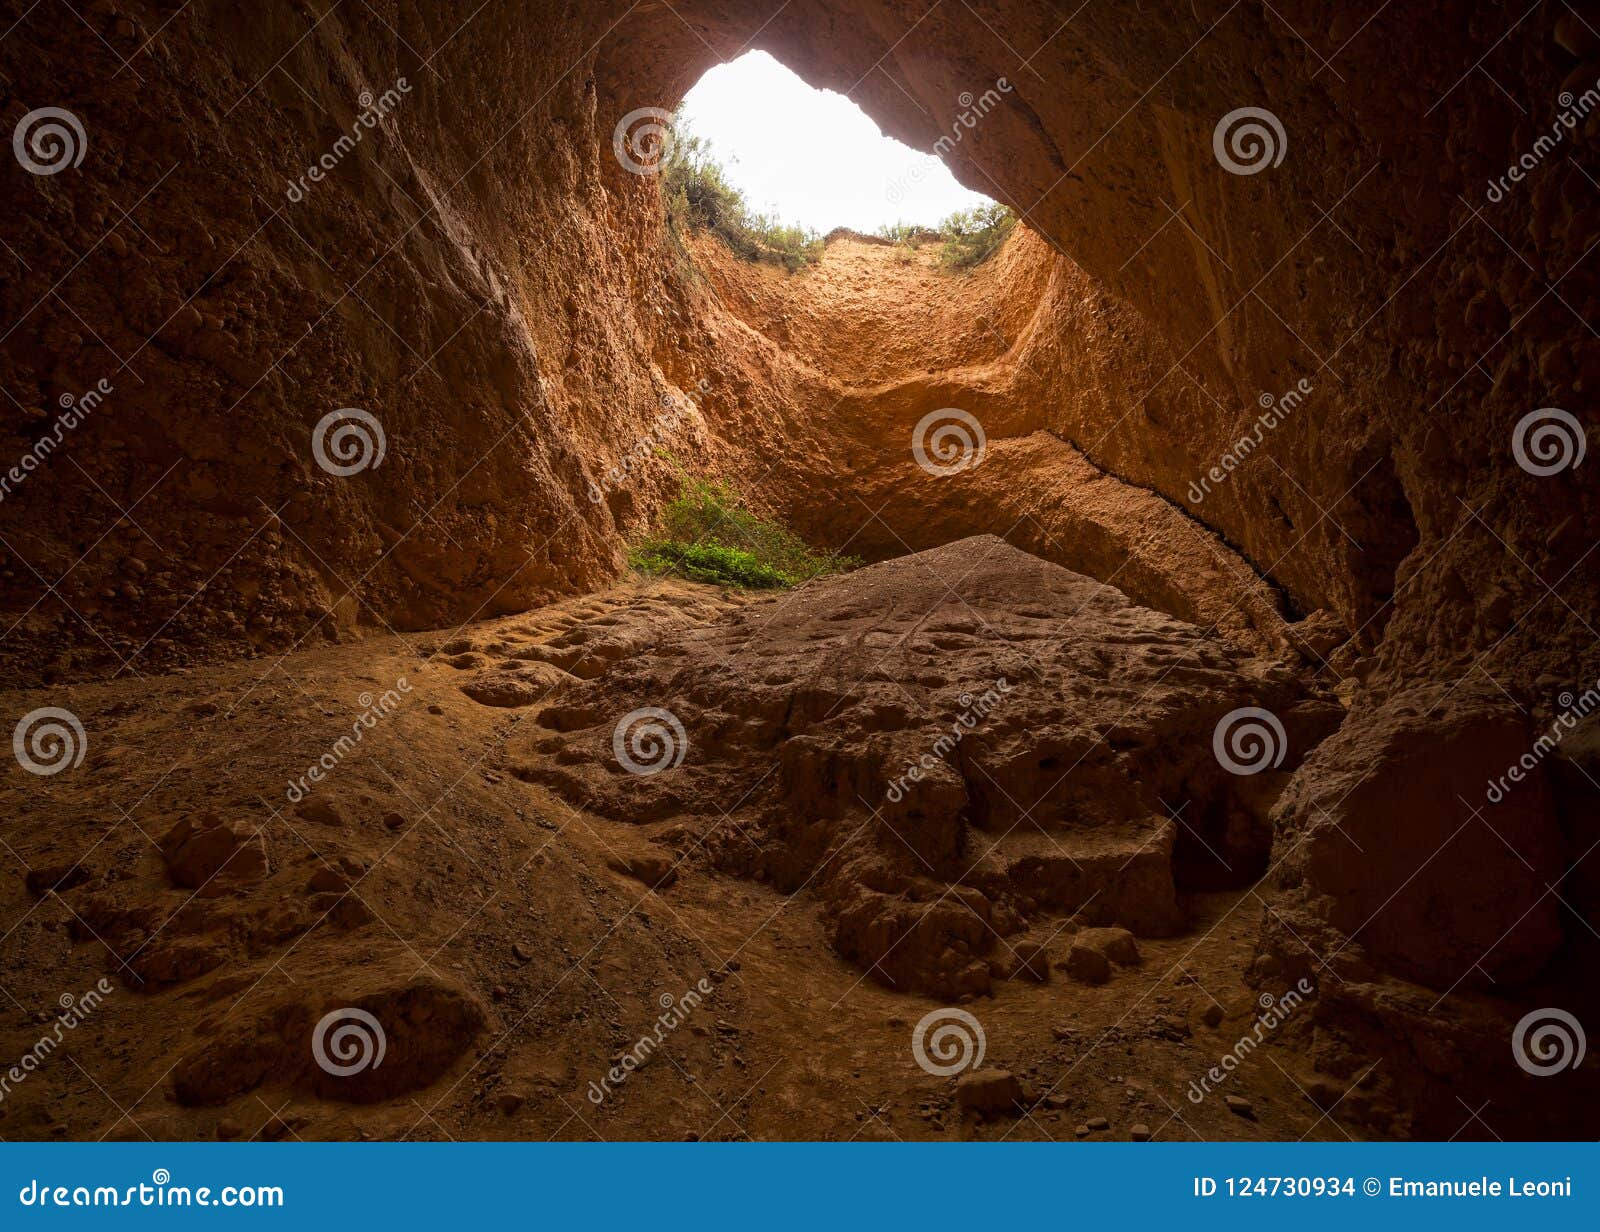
674, 49, 1000, 236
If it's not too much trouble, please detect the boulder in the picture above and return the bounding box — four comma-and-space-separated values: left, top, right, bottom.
1263, 685, 1565, 989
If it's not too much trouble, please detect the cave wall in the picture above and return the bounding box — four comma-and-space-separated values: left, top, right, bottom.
2, 0, 1595, 694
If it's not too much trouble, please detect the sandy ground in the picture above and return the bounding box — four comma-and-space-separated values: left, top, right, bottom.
0, 568, 1359, 1143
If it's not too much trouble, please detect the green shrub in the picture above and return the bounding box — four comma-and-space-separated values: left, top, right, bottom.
873, 221, 926, 246
628, 542, 793, 589
663, 115, 823, 272
935, 202, 1017, 270
629, 474, 857, 589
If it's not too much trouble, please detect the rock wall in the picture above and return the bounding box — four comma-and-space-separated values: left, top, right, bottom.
3, 0, 1595, 698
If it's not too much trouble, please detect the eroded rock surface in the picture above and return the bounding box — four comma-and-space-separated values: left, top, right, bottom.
512, 537, 1339, 994
1260, 684, 1568, 991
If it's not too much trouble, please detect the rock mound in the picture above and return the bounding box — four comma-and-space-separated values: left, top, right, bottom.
513, 537, 1336, 994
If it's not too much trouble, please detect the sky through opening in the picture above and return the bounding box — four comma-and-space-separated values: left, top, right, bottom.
677, 50, 996, 233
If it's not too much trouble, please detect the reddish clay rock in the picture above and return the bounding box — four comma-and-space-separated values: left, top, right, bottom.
159, 814, 270, 895
460, 661, 570, 708
1062, 943, 1112, 986
1262, 685, 1567, 991
514, 537, 1335, 994
1075, 926, 1142, 967
954, 1068, 1026, 1116
174, 979, 486, 1107
606, 847, 678, 890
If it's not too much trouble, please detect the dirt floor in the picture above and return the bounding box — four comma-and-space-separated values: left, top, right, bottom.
0, 568, 1361, 1143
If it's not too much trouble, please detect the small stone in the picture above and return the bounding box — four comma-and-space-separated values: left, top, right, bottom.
295, 798, 342, 826
605, 850, 677, 889
159, 815, 269, 893
1075, 926, 1141, 966
1062, 943, 1111, 985
25, 863, 89, 897
512, 942, 533, 962
1087, 1115, 1109, 1131
1074, 1123, 1090, 1137
494, 1091, 524, 1115
1201, 1003, 1224, 1028
216, 1118, 243, 1140
1225, 1094, 1255, 1119
1008, 939, 1051, 982
1130, 1123, 1151, 1141
305, 866, 349, 894
954, 1068, 1025, 1116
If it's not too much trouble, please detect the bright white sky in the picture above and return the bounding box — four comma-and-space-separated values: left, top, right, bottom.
678, 50, 995, 233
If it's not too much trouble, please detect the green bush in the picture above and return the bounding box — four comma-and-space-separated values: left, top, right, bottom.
873, 207, 1017, 270
629, 474, 857, 589
935, 202, 1017, 270
873, 221, 926, 246
663, 115, 823, 272
628, 542, 793, 589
